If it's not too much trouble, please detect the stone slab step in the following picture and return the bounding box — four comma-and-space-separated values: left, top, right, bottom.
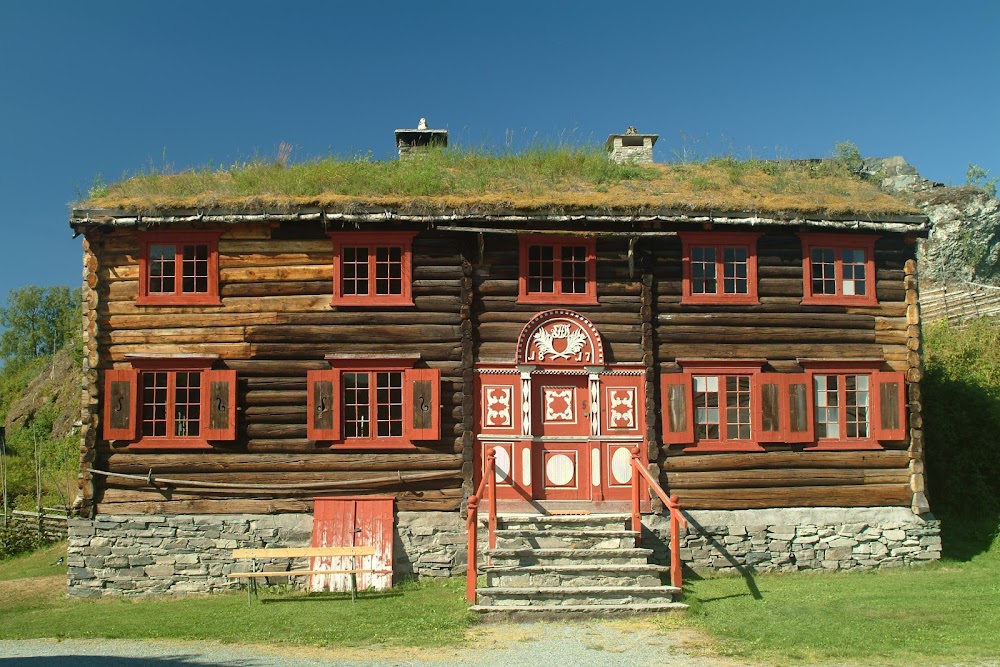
486, 547, 652, 566
477, 585, 681, 596
484, 563, 668, 587
470, 602, 689, 614
495, 529, 637, 550
496, 514, 632, 531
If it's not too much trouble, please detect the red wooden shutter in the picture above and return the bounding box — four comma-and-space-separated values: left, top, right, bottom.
307, 369, 341, 441
661, 373, 694, 445
201, 369, 237, 441
784, 374, 814, 443
874, 371, 907, 441
756, 373, 784, 443
406, 368, 441, 441
103, 369, 138, 441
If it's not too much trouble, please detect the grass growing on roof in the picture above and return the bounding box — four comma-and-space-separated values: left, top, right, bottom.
81, 144, 917, 218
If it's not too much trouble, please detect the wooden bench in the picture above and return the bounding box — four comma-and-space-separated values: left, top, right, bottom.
228, 546, 379, 604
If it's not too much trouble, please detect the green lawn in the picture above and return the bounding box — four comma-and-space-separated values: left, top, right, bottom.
2, 520, 998, 663
678, 516, 1000, 665
0, 545, 472, 648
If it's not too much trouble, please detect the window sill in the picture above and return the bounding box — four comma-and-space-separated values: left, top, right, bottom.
804, 441, 884, 451
329, 440, 420, 451
330, 296, 415, 307
800, 295, 878, 307
136, 296, 223, 307
681, 294, 760, 306
517, 293, 598, 305
126, 440, 214, 450
681, 442, 766, 453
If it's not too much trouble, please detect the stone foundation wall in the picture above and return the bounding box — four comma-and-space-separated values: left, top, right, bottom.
68, 511, 466, 598
644, 507, 941, 574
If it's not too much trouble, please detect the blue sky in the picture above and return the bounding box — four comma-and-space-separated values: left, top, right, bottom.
0, 1, 997, 304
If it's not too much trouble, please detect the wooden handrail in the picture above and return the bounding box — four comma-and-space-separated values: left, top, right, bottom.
630, 447, 687, 590
466, 448, 497, 604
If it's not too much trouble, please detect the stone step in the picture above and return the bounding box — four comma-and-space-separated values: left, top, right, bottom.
470, 602, 689, 614
484, 563, 669, 588
477, 584, 680, 607
496, 514, 631, 532
486, 547, 653, 567
494, 529, 637, 550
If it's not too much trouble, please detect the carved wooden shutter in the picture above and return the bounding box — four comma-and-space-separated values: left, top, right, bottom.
406, 368, 440, 441
660, 373, 694, 445
874, 371, 907, 441
307, 369, 341, 441
756, 373, 784, 443
103, 369, 138, 441
201, 369, 237, 441
784, 374, 815, 443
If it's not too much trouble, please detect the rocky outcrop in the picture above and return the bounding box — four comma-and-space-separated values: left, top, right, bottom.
862, 156, 1000, 285
4, 347, 81, 439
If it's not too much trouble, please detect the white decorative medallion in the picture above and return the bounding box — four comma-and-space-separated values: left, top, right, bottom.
608, 388, 636, 430
483, 385, 512, 428
532, 323, 589, 362
543, 387, 575, 422
546, 453, 575, 486
611, 447, 633, 484
493, 446, 511, 483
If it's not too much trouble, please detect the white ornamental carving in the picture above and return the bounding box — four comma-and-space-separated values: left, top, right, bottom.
484, 386, 512, 427
544, 388, 575, 422
533, 323, 588, 361
608, 388, 636, 429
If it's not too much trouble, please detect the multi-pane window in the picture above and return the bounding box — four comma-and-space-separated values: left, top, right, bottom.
140, 371, 201, 439
518, 236, 596, 304
139, 232, 220, 305
814, 374, 870, 440
343, 371, 404, 439
331, 233, 415, 306
681, 233, 760, 304
693, 374, 752, 442
800, 234, 878, 306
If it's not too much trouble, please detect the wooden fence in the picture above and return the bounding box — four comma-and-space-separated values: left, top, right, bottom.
6, 508, 69, 540
920, 283, 1000, 324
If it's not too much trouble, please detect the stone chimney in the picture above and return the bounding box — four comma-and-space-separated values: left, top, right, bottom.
605, 126, 658, 164
394, 117, 448, 159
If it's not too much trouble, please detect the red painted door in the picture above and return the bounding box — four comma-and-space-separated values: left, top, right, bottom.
532, 376, 591, 500
310, 496, 393, 591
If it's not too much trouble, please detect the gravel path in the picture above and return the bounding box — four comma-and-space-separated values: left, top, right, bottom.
0, 620, 741, 667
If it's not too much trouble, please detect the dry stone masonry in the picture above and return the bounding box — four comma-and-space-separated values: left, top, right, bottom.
645, 507, 941, 574
68, 511, 467, 597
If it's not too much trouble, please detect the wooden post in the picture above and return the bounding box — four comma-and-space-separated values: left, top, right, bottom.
465, 495, 478, 604
670, 494, 682, 590
630, 446, 641, 547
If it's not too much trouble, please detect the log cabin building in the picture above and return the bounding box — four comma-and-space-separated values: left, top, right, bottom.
67, 123, 941, 605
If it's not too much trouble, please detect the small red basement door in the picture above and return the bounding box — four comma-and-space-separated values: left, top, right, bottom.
310, 496, 394, 592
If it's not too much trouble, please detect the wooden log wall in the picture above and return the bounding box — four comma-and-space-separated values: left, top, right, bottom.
472, 236, 644, 364
82, 223, 470, 515
651, 231, 921, 510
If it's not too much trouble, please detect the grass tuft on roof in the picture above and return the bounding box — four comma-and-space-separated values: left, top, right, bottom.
80, 145, 918, 218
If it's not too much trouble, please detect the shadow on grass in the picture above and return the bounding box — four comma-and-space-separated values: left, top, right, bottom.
258, 589, 403, 604
938, 511, 1000, 562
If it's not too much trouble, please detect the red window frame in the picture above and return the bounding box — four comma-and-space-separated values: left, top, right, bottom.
114, 357, 220, 450
669, 361, 766, 452
680, 232, 761, 305
331, 232, 416, 306
801, 361, 881, 451
517, 235, 597, 305
799, 233, 878, 306
137, 231, 221, 306
311, 356, 440, 450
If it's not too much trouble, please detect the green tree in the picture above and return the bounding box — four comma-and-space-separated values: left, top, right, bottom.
0, 286, 79, 368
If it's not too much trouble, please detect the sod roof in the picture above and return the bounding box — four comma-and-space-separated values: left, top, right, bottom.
72, 148, 923, 225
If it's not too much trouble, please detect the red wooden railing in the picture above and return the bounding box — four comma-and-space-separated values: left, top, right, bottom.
466, 447, 497, 604
630, 446, 686, 590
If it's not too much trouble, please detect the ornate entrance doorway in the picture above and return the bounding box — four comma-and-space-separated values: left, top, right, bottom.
474, 310, 646, 510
